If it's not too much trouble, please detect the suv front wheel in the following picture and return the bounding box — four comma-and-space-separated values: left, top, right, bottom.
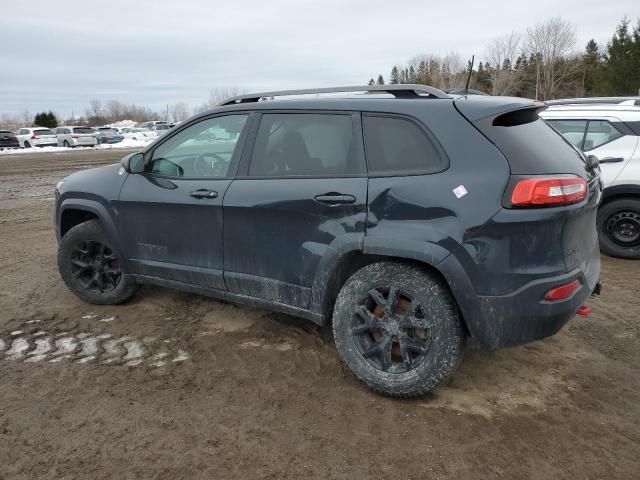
332, 262, 466, 398
58, 220, 140, 304
597, 198, 640, 259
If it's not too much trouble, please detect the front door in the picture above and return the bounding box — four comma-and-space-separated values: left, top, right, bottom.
117, 113, 250, 289
223, 112, 367, 309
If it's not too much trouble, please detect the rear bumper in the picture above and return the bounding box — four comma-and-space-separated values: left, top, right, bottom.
439, 253, 600, 349
475, 266, 599, 348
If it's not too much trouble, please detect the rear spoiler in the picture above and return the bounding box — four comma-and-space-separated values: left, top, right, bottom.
453, 96, 547, 123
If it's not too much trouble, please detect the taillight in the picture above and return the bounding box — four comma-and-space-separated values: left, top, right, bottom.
544, 279, 581, 302
72, 135, 79, 139
510, 176, 587, 207
31, 134, 37, 139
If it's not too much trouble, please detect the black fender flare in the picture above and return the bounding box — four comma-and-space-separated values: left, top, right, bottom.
308, 234, 453, 321
57, 198, 133, 273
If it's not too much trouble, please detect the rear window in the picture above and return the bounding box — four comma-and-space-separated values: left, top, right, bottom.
363, 115, 447, 175
73, 127, 94, 134
0, 130, 13, 135
34, 129, 54, 135
475, 109, 587, 175
100, 130, 117, 135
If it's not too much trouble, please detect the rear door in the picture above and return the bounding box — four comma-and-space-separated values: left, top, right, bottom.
117, 113, 251, 289
223, 111, 367, 309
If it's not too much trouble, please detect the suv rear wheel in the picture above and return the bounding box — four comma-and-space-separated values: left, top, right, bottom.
332, 262, 465, 398
598, 198, 640, 259
58, 220, 139, 304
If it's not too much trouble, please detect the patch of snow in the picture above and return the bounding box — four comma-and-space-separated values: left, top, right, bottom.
6, 338, 29, 360
0, 138, 151, 155
172, 350, 190, 363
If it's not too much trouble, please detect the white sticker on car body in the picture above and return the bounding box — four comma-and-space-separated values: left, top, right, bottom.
453, 185, 468, 198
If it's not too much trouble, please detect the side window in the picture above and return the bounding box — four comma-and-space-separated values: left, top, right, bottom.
248, 113, 363, 177
584, 120, 624, 151
546, 119, 588, 149
150, 114, 249, 178
363, 115, 447, 175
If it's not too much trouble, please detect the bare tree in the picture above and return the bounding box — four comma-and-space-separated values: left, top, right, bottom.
0, 113, 19, 131
170, 102, 190, 123
88, 99, 102, 118
526, 17, 579, 100
194, 87, 244, 113
105, 100, 124, 123
486, 32, 525, 95
21, 109, 32, 126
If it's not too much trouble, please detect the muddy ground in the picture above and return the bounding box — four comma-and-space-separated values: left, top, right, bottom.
0, 149, 638, 479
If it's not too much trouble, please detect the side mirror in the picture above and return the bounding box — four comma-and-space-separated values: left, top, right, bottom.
586, 154, 599, 170
121, 152, 145, 174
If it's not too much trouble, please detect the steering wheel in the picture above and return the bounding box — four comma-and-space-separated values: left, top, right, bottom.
194, 152, 227, 177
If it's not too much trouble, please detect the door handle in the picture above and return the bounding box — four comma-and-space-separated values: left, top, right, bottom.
313, 193, 357, 206
190, 189, 218, 199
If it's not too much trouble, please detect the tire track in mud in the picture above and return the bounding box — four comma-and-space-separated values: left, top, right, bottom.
0, 325, 190, 368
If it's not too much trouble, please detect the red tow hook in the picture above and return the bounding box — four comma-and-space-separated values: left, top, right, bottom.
576, 305, 592, 317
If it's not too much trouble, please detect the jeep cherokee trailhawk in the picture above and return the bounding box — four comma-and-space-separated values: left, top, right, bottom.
55, 85, 602, 397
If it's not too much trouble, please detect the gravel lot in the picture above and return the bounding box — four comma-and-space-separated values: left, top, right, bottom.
0, 149, 638, 479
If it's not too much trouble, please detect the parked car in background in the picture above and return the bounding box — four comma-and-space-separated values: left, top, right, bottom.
54, 126, 97, 147
0, 130, 20, 150
14, 127, 58, 148
142, 120, 168, 129
95, 129, 124, 144
149, 123, 173, 136
120, 127, 157, 141
542, 97, 640, 259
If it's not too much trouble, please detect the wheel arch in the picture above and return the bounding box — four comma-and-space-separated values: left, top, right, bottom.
57, 199, 132, 272
601, 184, 640, 204
309, 237, 467, 331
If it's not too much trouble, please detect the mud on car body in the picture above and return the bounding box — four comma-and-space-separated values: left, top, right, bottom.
54, 85, 601, 397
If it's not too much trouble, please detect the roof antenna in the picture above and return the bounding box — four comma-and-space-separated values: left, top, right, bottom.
463, 55, 475, 95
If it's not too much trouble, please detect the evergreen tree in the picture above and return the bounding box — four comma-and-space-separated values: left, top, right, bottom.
368, 78, 375, 85
390, 66, 400, 84
376, 74, 385, 85
34, 111, 58, 128
583, 39, 606, 95
606, 18, 636, 95
408, 65, 416, 83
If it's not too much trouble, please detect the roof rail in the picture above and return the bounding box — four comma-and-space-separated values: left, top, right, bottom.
546, 97, 640, 107
218, 84, 450, 106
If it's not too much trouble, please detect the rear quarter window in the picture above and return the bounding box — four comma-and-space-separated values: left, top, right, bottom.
476, 110, 587, 176
363, 115, 447, 175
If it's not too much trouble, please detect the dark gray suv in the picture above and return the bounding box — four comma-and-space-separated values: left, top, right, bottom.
54, 85, 601, 397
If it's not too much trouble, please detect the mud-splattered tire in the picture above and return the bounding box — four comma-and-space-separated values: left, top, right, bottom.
332, 262, 465, 398
58, 219, 139, 304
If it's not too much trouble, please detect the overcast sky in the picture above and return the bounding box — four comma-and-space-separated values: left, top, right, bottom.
1, 0, 637, 119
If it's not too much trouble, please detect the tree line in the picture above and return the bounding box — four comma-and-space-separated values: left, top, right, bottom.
368, 17, 640, 100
